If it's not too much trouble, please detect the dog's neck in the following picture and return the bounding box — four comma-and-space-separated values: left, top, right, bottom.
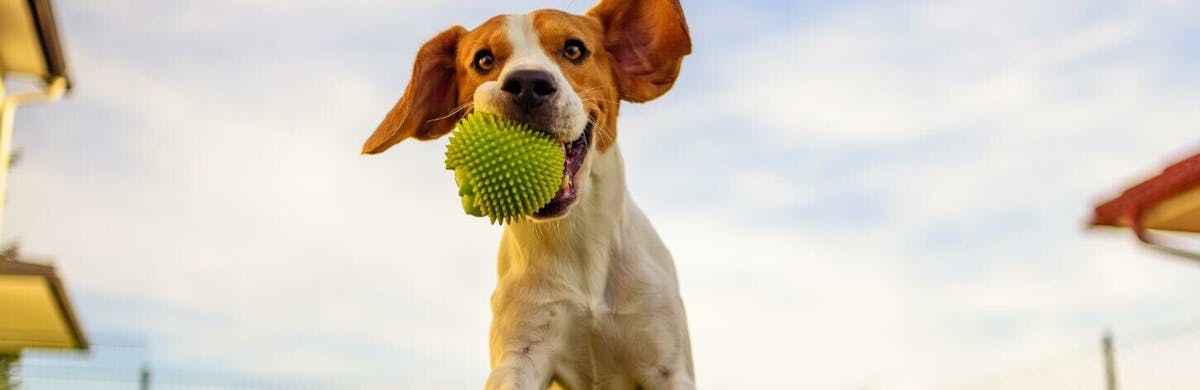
503, 144, 628, 267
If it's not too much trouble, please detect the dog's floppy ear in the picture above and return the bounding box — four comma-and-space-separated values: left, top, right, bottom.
587, 0, 692, 103
362, 26, 468, 155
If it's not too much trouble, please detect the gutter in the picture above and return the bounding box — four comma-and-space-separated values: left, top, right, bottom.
0, 76, 68, 236
1090, 151, 1200, 262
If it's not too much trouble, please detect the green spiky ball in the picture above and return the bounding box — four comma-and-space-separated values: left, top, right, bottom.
445, 112, 564, 224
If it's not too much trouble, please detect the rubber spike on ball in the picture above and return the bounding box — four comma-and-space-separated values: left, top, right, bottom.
445, 112, 565, 224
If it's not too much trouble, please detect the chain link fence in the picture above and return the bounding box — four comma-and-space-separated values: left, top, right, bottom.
949, 321, 1200, 390
6, 322, 1200, 389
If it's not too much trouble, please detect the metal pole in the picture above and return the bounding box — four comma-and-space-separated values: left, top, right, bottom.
140, 363, 151, 390
0, 83, 15, 241
1103, 329, 1118, 390
0, 80, 7, 242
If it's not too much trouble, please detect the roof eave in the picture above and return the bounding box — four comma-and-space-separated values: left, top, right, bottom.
0, 257, 89, 350
25, 0, 70, 90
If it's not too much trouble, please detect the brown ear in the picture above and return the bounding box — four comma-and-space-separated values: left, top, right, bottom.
362, 26, 468, 155
587, 0, 692, 103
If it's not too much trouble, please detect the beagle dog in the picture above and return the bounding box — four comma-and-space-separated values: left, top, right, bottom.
361, 0, 693, 388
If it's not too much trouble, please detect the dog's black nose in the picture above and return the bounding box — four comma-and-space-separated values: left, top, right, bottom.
501, 70, 558, 111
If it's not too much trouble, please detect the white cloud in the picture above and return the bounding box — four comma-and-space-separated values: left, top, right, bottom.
716, 0, 1198, 144
8, 0, 1200, 389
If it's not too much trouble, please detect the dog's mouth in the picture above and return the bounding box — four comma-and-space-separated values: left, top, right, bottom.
533, 121, 593, 219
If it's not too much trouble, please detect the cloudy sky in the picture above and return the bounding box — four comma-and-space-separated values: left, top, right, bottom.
8, 0, 1200, 388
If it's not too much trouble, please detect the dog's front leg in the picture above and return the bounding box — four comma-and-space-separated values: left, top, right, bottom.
485, 357, 550, 390
485, 284, 562, 390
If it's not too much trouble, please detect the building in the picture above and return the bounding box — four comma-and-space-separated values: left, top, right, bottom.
1091, 150, 1200, 260
0, 0, 86, 382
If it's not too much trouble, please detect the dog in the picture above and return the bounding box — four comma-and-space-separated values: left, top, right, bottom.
361, 0, 693, 388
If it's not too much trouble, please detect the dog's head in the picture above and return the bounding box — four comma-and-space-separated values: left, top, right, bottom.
361, 0, 690, 221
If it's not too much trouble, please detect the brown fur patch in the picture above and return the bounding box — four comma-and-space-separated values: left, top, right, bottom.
364, 0, 689, 154
588, 0, 692, 103
361, 25, 466, 154
530, 10, 621, 151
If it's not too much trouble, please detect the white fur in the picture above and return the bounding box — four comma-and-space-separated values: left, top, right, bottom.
472, 14, 589, 144
482, 12, 695, 390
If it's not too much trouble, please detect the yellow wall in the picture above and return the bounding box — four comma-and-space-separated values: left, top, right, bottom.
0, 0, 48, 77
0, 275, 78, 354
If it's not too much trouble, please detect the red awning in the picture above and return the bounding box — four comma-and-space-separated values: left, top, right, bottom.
1091, 150, 1200, 260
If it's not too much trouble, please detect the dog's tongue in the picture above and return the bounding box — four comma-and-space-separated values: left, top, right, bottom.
537, 124, 591, 215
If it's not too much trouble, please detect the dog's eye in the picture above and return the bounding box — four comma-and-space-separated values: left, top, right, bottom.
562, 39, 588, 62
473, 49, 496, 72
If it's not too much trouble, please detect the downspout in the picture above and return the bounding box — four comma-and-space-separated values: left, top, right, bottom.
0, 76, 68, 237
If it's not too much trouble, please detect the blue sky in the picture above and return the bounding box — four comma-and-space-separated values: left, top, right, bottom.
7, 0, 1200, 388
